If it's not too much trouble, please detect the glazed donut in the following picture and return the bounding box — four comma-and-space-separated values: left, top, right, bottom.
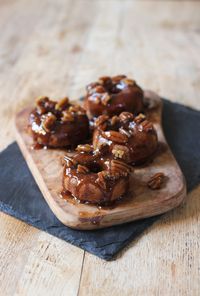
83, 75, 144, 118
29, 96, 89, 148
93, 112, 158, 165
63, 144, 132, 205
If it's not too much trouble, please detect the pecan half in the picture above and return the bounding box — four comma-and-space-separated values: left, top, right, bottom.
76, 144, 93, 153
77, 164, 90, 174
148, 172, 165, 190
35, 96, 49, 114
96, 171, 108, 190
103, 130, 128, 144
61, 111, 74, 122
121, 78, 135, 86
110, 159, 132, 177
119, 127, 132, 138
111, 144, 129, 159
64, 155, 77, 168
36, 96, 49, 105
134, 113, 146, 124
95, 115, 109, 128
119, 112, 134, 123
68, 104, 85, 114
98, 76, 111, 85
55, 97, 69, 111
101, 93, 111, 106
140, 120, 154, 132
111, 115, 119, 126
42, 112, 56, 132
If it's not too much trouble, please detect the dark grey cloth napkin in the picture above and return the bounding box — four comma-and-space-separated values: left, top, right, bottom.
0, 99, 200, 260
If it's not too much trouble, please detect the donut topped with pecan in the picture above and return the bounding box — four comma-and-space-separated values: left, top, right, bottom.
93, 112, 158, 165
29, 96, 89, 148
63, 144, 132, 205
83, 75, 144, 118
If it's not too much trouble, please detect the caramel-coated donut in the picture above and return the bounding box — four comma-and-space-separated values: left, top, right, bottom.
29, 96, 89, 148
63, 144, 132, 205
93, 112, 158, 165
83, 75, 144, 118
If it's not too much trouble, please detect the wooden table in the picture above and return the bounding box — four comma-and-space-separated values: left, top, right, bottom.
0, 1, 200, 295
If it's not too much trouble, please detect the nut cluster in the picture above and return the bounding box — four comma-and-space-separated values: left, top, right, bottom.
86, 75, 136, 106
98, 75, 135, 87
64, 144, 132, 187
61, 104, 86, 123
134, 113, 154, 133
35, 96, 86, 128
95, 160, 132, 190
93, 109, 158, 166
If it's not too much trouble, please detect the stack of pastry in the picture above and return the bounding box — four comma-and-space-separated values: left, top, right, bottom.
29, 75, 158, 205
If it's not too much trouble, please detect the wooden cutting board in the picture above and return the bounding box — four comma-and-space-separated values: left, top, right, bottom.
15, 91, 186, 230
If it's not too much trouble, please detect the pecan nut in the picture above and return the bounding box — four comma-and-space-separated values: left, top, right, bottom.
110, 159, 132, 177
101, 93, 111, 106
111, 144, 129, 159
103, 130, 128, 144
119, 127, 132, 138
111, 115, 119, 126
68, 104, 85, 114
140, 120, 154, 132
119, 112, 134, 123
95, 115, 109, 128
76, 144, 93, 153
64, 155, 77, 168
35, 96, 49, 114
61, 111, 74, 122
42, 112, 56, 132
134, 113, 146, 124
77, 164, 90, 174
121, 78, 135, 86
96, 171, 108, 190
148, 172, 165, 190
55, 97, 69, 111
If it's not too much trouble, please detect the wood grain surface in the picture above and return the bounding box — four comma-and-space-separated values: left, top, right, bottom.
0, 0, 200, 295
15, 92, 186, 230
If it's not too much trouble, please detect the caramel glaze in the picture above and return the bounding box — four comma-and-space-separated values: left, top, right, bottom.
62, 147, 132, 205
29, 96, 89, 148
61, 189, 128, 209
93, 112, 158, 165
83, 75, 144, 118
